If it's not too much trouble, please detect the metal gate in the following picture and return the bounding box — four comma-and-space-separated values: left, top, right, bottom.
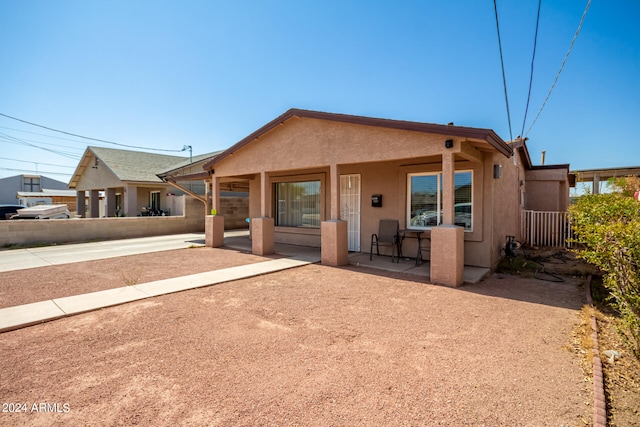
521, 210, 573, 248
340, 175, 361, 251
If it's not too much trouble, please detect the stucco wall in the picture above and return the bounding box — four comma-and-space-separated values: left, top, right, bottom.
210, 116, 518, 269
241, 155, 497, 267
0, 196, 204, 246
524, 168, 570, 212
489, 152, 522, 268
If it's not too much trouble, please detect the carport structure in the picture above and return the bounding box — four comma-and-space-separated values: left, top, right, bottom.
203, 109, 518, 286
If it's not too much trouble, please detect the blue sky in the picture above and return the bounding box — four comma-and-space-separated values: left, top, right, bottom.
1, 0, 638, 188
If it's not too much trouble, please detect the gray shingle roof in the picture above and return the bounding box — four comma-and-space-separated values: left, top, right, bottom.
90, 146, 187, 182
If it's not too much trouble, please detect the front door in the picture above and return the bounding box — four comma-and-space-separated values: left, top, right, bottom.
340, 174, 361, 251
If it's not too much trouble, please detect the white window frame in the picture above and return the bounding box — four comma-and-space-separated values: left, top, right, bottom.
407, 170, 473, 232
274, 180, 321, 229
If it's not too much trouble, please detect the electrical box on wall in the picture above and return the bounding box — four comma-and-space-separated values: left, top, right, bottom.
371, 194, 382, 207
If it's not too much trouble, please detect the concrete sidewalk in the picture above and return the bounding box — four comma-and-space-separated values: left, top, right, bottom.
0, 230, 322, 333
0, 232, 211, 273
0, 256, 316, 333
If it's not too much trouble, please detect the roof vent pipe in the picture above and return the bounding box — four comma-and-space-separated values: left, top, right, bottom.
541, 150, 546, 165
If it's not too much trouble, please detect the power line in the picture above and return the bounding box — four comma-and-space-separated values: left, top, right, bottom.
0, 112, 185, 153
0, 167, 72, 177
0, 131, 81, 160
493, 0, 513, 142
0, 125, 104, 145
0, 130, 85, 151
0, 156, 75, 168
525, 0, 592, 136
521, 0, 542, 138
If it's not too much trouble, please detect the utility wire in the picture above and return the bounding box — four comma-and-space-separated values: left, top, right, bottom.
525, 0, 592, 137
0, 112, 185, 153
0, 131, 81, 160
493, 0, 513, 142
0, 125, 108, 145
0, 131, 85, 151
0, 156, 75, 168
0, 167, 72, 177
521, 0, 542, 138
0, 168, 73, 176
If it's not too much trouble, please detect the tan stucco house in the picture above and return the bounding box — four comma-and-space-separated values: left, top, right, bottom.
69, 147, 193, 218
201, 109, 571, 286
68, 146, 250, 229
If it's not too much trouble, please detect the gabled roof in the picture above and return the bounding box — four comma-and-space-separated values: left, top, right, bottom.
68, 146, 187, 188
158, 150, 224, 178
203, 109, 512, 170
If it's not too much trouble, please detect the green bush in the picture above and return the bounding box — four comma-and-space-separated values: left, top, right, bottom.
570, 192, 640, 359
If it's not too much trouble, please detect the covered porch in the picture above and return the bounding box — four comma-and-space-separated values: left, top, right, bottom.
222, 230, 490, 284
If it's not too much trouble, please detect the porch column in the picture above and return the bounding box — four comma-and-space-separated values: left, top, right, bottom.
252, 171, 274, 255
124, 184, 137, 217
430, 152, 464, 286
321, 163, 348, 266
204, 180, 212, 216
89, 190, 100, 218
75, 191, 86, 218
105, 188, 117, 217
206, 175, 224, 247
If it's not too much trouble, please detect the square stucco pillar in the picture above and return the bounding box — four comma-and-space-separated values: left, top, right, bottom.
252, 217, 274, 256
89, 190, 100, 218
75, 191, 86, 217
106, 188, 117, 217
205, 215, 225, 248
430, 225, 464, 287
321, 220, 349, 266
124, 185, 138, 217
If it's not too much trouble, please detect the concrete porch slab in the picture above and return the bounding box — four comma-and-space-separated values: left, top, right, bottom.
348, 253, 490, 284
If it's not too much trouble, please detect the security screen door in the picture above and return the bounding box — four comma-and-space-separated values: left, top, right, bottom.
340, 174, 361, 251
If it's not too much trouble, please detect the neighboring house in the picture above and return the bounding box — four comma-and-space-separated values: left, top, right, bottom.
68, 147, 249, 228
17, 188, 88, 213
68, 147, 188, 218
510, 139, 573, 212
201, 109, 571, 286
0, 174, 68, 205
571, 165, 640, 195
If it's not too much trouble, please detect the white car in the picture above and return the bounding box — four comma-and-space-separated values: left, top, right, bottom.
410, 203, 471, 229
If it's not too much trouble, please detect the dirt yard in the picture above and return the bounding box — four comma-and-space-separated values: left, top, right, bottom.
1, 247, 592, 426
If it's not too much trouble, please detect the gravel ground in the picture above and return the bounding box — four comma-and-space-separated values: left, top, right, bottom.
0, 248, 592, 426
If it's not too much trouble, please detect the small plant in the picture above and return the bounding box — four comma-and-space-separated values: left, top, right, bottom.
121, 269, 142, 286
496, 255, 538, 276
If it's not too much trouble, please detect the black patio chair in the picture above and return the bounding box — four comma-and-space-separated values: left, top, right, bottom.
370, 219, 400, 262
416, 236, 431, 266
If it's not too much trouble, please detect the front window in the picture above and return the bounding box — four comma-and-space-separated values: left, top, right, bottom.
275, 181, 320, 228
407, 171, 473, 231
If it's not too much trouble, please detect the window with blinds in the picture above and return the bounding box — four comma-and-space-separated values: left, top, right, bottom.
274, 181, 321, 228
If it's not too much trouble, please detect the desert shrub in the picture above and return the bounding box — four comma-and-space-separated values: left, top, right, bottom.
570, 192, 640, 359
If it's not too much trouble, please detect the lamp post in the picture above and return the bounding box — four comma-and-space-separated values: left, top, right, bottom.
182, 145, 192, 163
